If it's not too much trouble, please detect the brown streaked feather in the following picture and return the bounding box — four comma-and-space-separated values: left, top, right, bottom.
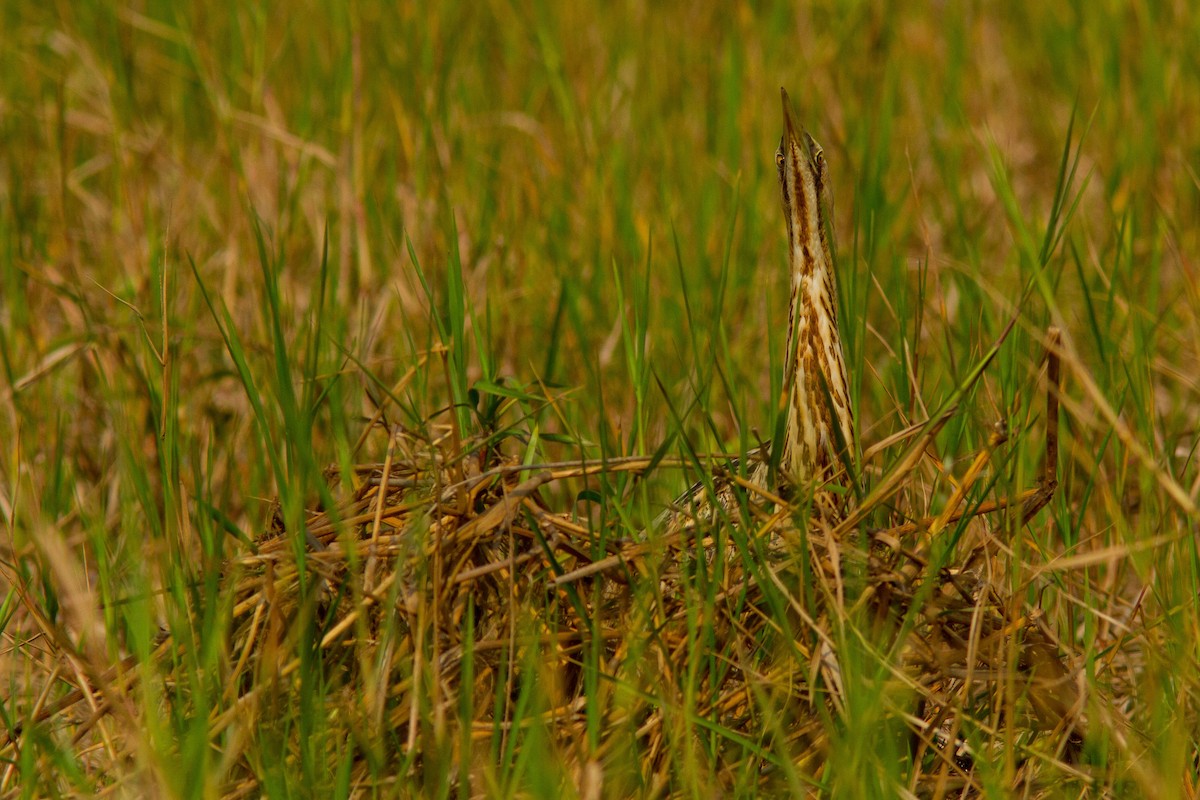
777, 88, 855, 495
659, 89, 857, 531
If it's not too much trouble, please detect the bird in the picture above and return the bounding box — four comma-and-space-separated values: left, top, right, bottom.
665, 89, 855, 526
775, 87, 855, 496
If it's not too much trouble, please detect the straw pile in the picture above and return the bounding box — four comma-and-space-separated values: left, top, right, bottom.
201, 330, 1098, 795
10, 329, 1136, 797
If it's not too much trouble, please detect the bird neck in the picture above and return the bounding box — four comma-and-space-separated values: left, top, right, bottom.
780, 207, 854, 490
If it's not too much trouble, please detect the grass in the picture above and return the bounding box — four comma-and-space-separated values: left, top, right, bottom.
2, 1, 1199, 797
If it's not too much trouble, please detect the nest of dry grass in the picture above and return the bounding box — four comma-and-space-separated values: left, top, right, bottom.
203, 330, 1101, 796
8, 330, 1147, 797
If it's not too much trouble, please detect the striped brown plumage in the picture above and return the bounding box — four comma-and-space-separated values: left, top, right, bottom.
776, 88, 855, 493
664, 89, 854, 527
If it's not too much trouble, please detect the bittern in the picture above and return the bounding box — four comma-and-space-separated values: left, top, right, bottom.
667, 89, 854, 524
775, 87, 855, 494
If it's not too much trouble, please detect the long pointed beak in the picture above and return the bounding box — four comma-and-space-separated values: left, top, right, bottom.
780, 87, 800, 147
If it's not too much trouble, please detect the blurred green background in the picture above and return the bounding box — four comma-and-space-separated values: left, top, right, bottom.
4, 2, 1197, 492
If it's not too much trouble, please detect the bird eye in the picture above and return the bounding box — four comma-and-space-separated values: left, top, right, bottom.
804, 132, 823, 160
775, 151, 785, 169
